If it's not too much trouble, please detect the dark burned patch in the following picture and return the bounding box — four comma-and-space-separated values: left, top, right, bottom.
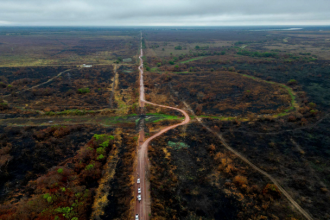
118, 65, 138, 90
0, 125, 112, 204
168, 136, 239, 219
148, 125, 240, 219
2, 66, 115, 112
0, 67, 66, 96
101, 131, 136, 219
194, 61, 330, 110
212, 115, 330, 220
169, 71, 290, 116
149, 123, 302, 219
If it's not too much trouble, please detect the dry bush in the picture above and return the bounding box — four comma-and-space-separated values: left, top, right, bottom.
0, 146, 12, 171
208, 144, 216, 152
233, 175, 248, 186
262, 184, 281, 199
287, 115, 296, 122
33, 131, 48, 140
53, 126, 71, 138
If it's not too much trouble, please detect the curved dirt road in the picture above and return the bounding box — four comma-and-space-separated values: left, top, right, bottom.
134, 38, 190, 220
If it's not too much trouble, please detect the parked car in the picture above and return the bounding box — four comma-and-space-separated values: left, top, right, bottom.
135, 214, 139, 220
137, 178, 140, 184
138, 187, 141, 193
137, 195, 141, 201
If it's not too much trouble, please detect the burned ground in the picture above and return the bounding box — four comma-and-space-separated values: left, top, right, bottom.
0, 125, 112, 204
144, 70, 293, 118
216, 114, 330, 219
0, 28, 140, 67
1, 27, 330, 219
148, 123, 302, 220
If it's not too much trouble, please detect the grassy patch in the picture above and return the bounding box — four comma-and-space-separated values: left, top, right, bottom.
239, 73, 297, 113
192, 115, 238, 121
180, 56, 209, 64
77, 88, 90, 94
173, 71, 189, 74
168, 141, 190, 150
45, 109, 96, 116
150, 67, 159, 72
145, 113, 182, 122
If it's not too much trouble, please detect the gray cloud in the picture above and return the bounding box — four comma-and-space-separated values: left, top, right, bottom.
0, 0, 329, 26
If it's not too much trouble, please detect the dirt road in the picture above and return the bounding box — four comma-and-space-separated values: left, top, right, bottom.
134, 36, 190, 220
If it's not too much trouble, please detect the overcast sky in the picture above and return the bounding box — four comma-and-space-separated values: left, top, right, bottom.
0, 0, 329, 26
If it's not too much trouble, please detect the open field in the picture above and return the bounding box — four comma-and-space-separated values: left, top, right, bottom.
0, 28, 140, 67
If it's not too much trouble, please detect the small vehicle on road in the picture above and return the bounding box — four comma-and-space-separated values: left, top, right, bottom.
138, 187, 141, 193
137, 195, 141, 201
137, 178, 140, 184
135, 214, 139, 220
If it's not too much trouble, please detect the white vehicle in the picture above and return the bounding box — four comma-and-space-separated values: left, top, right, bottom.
138, 187, 141, 193
137, 195, 141, 201
137, 178, 140, 184
135, 214, 139, 220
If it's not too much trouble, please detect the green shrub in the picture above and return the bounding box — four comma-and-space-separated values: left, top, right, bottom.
228, 67, 235, 72
93, 134, 114, 141
174, 45, 182, 50
96, 147, 105, 155
100, 140, 110, 147
43, 193, 53, 203
169, 61, 174, 65
97, 154, 105, 160
85, 163, 94, 171
55, 207, 74, 218
308, 102, 316, 108
310, 109, 318, 114
57, 168, 63, 174
77, 88, 90, 94
287, 79, 297, 85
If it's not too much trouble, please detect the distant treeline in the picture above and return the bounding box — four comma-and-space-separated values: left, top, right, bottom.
237, 50, 278, 58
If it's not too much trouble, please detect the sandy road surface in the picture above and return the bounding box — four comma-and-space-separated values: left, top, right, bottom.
134, 37, 190, 220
